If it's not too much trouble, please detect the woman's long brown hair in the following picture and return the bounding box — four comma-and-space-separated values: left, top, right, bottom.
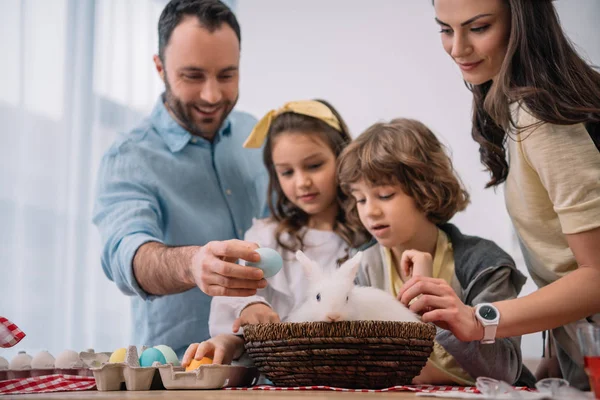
262, 100, 369, 257
469, 0, 600, 187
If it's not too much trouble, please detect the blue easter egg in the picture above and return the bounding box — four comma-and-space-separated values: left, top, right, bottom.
247, 247, 283, 278
139, 348, 167, 367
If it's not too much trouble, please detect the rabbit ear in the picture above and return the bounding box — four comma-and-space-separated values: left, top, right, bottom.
338, 251, 363, 281
296, 250, 322, 280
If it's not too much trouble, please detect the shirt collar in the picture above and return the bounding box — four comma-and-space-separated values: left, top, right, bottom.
151, 94, 232, 152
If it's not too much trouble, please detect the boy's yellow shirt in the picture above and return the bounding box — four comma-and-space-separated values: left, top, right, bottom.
385, 229, 475, 386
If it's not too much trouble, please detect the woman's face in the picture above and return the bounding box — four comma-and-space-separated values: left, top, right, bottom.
434, 0, 511, 85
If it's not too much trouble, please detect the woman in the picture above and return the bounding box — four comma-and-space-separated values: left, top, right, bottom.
399, 0, 600, 390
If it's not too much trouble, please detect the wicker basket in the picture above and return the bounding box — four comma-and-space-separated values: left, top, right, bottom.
243, 321, 436, 389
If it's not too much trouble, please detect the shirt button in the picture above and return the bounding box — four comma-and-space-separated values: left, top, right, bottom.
226, 189, 232, 195
191, 138, 197, 144
238, 229, 243, 236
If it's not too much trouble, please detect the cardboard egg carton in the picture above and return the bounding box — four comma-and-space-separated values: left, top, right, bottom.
157, 363, 260, 390
91, 345, 159, 391
91, 345, 260, 391
0, 349, 106, 381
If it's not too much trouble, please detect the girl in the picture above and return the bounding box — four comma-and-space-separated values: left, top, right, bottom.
181, 99, 368, 366
337, 118, 534, 386
401, 0, 600, 390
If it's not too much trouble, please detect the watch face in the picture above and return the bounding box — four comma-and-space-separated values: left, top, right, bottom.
479, 305, 498, 321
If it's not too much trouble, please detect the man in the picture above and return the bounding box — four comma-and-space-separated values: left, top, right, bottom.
93, 0, 267, 358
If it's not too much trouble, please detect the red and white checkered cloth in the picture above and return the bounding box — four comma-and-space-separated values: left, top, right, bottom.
226, 385, 535, 393
0, 374, 96, 395
0, 317, 25, 348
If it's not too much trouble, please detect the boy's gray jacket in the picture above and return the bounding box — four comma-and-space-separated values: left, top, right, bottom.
357, 223, 535, 386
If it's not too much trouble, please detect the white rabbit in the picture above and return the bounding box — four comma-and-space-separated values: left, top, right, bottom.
286, 250, 420, 323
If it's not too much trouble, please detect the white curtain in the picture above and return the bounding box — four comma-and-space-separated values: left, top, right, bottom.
0, 0, 166, 359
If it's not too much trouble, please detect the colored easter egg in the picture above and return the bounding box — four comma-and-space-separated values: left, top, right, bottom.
154, 345, 180, 366
185, 357, 213, 371
108, 348, 127, 364
247, 247, 283, 278
139, 348, 167, 367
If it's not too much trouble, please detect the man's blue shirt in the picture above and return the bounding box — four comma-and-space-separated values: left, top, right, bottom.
93, 96, 267, 357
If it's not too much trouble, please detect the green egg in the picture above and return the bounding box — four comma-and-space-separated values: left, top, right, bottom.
154, 345, 180, 366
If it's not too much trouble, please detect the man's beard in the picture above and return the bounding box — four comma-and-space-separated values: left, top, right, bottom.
163, 77, 237, 140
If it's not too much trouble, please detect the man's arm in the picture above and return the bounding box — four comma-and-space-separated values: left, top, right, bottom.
93, 149, 266, 299
133, 240, 268, 297
132, 242, 196, 295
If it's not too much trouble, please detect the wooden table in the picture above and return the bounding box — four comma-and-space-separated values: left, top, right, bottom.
3, 389, 422, 399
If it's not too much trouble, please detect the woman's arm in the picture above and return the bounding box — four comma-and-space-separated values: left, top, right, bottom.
495, 226, 600, 338
399, 227, 600, 342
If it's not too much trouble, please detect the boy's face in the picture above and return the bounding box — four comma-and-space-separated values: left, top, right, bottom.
349, 180, 429, 249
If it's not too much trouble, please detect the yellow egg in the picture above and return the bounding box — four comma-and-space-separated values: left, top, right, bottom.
108, 348, 127, 363
185, 357, 213, 371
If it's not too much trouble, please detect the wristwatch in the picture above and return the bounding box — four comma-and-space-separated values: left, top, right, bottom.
474, 303, 500, 344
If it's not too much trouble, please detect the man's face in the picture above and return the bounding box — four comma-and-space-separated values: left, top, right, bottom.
155, 16, 240, 140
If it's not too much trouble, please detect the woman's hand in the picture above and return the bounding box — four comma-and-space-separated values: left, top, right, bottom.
398, 276, 483, 342
181, 334, 245, 367
232, 303, 281, 333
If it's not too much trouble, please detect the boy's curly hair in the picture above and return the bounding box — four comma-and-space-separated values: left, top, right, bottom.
337, 118, 470, 225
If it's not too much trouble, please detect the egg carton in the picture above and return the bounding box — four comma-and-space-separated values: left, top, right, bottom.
91, 345, 260, 391
91, 362, 163, 391
0, 349, 107, 382
156, 363, 260, 390
0, 368, 93, 381
90, 345, 158, 391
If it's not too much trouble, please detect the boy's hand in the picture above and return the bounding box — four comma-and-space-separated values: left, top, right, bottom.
400, 249, 433, 278
181, 334, 245, 367
232, 303, 281, 333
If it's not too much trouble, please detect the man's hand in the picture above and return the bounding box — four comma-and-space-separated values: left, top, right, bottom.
181, 334, 245, 366
232, 303, 281, 333
189, 240, 268, 297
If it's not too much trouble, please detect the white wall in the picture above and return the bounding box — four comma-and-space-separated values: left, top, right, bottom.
235, 0, 600, 359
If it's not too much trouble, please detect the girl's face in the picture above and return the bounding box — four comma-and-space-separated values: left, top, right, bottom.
434, 0, 511, 85
349, 180, 430, 250
271, 132, 339, 229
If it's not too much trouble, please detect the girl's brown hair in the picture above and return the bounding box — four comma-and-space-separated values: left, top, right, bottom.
337, 118, 470, 225
263, 99, 369, 255
468, 0, 600, 187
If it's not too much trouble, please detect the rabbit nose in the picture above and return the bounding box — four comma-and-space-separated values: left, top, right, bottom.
327, 313, 341, 322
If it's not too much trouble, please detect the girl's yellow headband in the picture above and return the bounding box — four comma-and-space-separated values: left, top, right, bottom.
243, 100, 342, 148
